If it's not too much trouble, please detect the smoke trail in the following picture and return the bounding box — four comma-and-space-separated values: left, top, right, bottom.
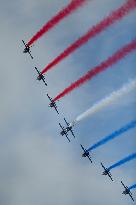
41, 0, 136, 75
70, 78, 136, 126
27, 0, 86, 46
87, 120, 136, 152
128, 183, 136, 190
108, 153, 136, 171
53, 38, 136, 102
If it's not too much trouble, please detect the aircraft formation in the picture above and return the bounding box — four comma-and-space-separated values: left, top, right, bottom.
22, 0, 136, 203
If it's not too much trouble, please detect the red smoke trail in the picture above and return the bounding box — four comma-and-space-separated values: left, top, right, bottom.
27, 0, 86, 46
53, 38, 136, 102
41, 0, 136, 75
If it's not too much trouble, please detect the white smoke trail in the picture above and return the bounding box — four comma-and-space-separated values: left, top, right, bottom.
71, 78, 136, 126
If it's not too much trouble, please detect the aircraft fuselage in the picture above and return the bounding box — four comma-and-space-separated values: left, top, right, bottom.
60, 130, 67, 136
103, 170, 109, 175
82, 151, 89, 157
49, 102, 55, 107
23, 46, 30, 53
65, 126, 72, 132
37, 75, 43, 81
123, 189, 130, 195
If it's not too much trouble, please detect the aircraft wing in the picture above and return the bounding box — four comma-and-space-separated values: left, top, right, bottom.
64, 118, 69, 126
22, 40, 26, 46
87, 155, 92, 163
107, 172, 113, 181
28, 51, 33, 59
65, 134, 70, 142
80, 144, 86, 153
121, 181, 127, 189
59, 123, 64, 131
101, 163, 105, 170
47, 94, 52, 101
35, 67, 40, 75
41, 76, 47, 86
70, 129, 75, 138
54, 105, 59, 114
129, 192, 134, 202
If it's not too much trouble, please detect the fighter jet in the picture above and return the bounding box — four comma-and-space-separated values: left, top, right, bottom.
59, 123, 70, 142
101, 163, 113, 181
59, 118, 75, 142
22, 40, 33, 59
80, 144, 92, 163
47, 94, 59, 114
34, 67, 47, 86
121, 181, 134, 202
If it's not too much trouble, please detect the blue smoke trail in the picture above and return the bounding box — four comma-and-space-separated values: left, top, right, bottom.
128, 183, 136, 191
87, 120, 136, 152
108, 153, 136, 171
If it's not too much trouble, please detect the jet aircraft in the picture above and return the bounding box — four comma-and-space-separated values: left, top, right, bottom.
59, 118, 75, 142
22, 40, 33, 59
121, 181, 134, 202
101, 163, 113, 181
80, 144, 92, 163
35, 67, 47, 86
47, 94, 59, 114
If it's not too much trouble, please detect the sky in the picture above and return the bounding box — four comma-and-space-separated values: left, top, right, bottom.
0, 0, 136, 205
